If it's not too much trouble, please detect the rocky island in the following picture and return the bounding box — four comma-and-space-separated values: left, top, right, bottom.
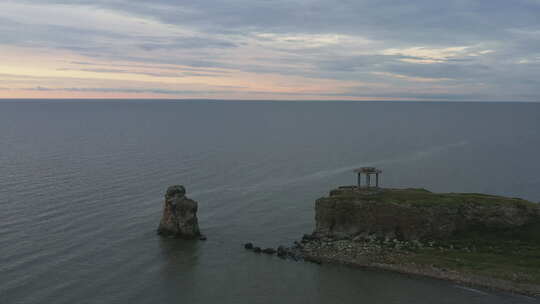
157, 185, 204, 240
298, 186, 540, 297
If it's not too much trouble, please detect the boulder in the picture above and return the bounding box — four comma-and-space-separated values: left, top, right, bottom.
262, 248, 276, 254
244, 243, 254, 250
277, 246, 288, 257
302, 234, 317, 243
157, 185, 201, 239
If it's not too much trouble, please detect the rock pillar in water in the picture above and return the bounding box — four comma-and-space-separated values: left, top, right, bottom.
157, 185, 201, 239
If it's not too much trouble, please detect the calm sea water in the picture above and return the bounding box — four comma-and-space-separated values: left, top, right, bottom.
1, 100, 539, 304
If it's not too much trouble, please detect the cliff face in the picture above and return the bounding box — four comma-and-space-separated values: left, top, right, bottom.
315, 187, 540, 241
157, 185, 201, 238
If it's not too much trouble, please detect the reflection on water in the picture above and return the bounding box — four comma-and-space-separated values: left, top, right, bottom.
158, 237, 200, 275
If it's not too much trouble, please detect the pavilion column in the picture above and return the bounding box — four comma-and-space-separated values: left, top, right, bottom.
353, 168, 382, 191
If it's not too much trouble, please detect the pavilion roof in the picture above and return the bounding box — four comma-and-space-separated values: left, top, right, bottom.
353, 167, 382, 173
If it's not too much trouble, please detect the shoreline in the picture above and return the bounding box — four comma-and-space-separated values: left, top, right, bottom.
303, 186, 540, 298
299, 239, 540, 298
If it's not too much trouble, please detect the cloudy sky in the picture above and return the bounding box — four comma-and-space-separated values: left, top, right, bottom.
1, 0, 539, 101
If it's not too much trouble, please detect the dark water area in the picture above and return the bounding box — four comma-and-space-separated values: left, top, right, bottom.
1, 100, 539, 304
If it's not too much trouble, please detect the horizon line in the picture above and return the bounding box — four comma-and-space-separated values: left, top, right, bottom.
1, 98, 539, 103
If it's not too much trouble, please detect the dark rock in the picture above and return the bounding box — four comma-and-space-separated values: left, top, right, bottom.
157, 185, 201, 239
166, 185, 186, 198
199, 235, 207, 241
302, 234, 318, 243
253, 247, 262, 253
277, 246, 287, 257
244, 243, 254, 250
262, 248, 276, 255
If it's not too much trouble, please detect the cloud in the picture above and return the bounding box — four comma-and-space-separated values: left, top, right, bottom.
1, 0, 540, 101
25, 86, 231, 95
56, 67, 224, 78
381, 46, 495, 64
138, 37, 238, 51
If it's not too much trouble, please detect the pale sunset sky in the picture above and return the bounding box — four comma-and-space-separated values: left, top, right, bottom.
1, 1, 539, 101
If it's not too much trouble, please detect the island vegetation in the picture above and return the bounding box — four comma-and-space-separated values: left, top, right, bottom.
298, 187, 540, 297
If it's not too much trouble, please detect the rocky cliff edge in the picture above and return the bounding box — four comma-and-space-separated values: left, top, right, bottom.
315, 187, 540, 242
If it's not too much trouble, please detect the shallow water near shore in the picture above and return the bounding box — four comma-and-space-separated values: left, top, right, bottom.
1, 100, 539, 304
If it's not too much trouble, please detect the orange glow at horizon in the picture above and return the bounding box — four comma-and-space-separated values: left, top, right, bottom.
1, 45, 392, 100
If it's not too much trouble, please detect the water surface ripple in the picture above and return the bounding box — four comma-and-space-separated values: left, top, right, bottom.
1, 100, 539, 304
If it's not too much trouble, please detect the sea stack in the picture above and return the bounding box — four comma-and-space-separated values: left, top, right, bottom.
157, 185, 201, 239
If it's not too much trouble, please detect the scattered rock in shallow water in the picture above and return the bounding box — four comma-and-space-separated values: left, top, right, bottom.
157, 185, 201, 239
302, 234, 318, 243
262, 248, 276, 255
277, 246, 287, 258
244, 243, 303, 262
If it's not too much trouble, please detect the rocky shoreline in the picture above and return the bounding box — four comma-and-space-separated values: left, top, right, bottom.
244, 234, 540, 298
297, 235, 540, 298
244, 186, 540, 298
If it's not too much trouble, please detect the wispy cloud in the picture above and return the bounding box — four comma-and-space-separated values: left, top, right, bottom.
55, 68, 225, 78
1, 0, 539, 101
25, 86, 230, 95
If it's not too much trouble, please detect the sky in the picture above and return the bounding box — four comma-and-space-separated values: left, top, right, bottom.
0, 0, 539, 101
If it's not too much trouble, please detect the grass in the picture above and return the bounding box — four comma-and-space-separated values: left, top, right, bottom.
398, 219, 540, 284
406, 241, 540, 284
328, 187, 540, 285
331, 187, 538, 209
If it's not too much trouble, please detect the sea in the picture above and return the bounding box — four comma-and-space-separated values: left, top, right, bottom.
1, 100, 539, 304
